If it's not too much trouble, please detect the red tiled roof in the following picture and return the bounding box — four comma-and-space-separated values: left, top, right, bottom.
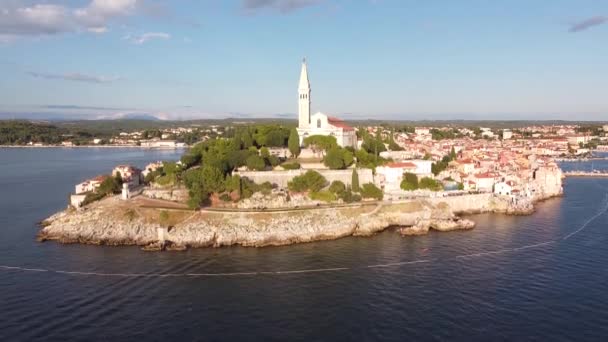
386, 162, 417, 169
327, 117, 354, 131
475, 172, 497, 179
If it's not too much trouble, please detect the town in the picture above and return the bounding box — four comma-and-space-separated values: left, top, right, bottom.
63, 61, 608, 214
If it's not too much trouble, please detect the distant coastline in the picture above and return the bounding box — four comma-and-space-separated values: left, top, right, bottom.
0, 145, 188, 149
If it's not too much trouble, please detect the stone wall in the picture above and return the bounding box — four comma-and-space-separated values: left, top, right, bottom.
235, 168, 374, 189
142, 188, 189, 202
427, 193, 494, 213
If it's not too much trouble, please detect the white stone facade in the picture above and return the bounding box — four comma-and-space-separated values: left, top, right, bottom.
296, 59, 357, 149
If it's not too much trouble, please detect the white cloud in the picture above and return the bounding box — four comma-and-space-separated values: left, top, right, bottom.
0, 0, 139, 40
126, 32, 171, 44
26, 71, 122, 84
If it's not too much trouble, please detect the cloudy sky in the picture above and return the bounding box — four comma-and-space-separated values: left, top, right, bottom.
0, 0, 607, 120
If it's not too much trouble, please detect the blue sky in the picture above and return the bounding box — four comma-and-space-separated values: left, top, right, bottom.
0, 0, 607, 121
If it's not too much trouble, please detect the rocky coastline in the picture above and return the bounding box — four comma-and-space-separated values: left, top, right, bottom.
38, 189, 562, 251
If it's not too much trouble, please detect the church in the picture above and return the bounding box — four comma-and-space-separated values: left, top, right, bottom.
296, 59, 358, 149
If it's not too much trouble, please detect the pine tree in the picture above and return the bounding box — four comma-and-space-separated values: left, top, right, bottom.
352, 168, 360, 192
288, 128, 301, 158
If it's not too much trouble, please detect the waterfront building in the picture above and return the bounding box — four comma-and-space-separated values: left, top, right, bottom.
74, 175, 108, 194
112, 165, 142, 186
295, 59, 357, 149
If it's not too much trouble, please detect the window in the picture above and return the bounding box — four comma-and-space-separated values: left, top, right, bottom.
317, 119, 321, 128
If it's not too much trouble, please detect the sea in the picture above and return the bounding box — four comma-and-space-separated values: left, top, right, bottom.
1, 148, 608, 341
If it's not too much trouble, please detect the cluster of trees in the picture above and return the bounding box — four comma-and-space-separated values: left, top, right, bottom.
400, 173, 444, 192
81, 173, 123, 206
310, 180, 363, 203
0, 121, 95, 145
175, 124, 298, 208
431, 147, 457, 176
230, 125, 291, 149
288, 170, 327, 192
303, 135, 356, 170
430, 128, 461, 141
287, 169, 379, 202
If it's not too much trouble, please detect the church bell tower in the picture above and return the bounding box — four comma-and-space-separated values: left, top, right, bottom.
298, 58, 311, 129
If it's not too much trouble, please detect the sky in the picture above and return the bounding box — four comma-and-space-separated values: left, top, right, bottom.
0, 0, 607, 121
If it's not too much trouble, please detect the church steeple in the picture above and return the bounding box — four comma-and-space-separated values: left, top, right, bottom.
298, 58, 311, 129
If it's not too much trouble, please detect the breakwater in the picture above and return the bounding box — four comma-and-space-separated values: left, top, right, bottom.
564, 171, 608, 177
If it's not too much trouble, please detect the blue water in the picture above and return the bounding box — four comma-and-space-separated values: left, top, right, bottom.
1, 148, 608, 341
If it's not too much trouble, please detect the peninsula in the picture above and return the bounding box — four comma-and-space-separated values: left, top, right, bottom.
36, 60, 576, 250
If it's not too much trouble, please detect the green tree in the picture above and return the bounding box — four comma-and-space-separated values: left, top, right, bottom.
324, 147, 355, 170
260, 147, 270, 159
288, 128, 301, 158
360, 183, 383, 200
450, 146, 457, 160
352, 168, 360, 192
303, 135, 337, 154
201, 166, 225, 193
419, 177, 443, 191
400, 172, 419, 191
288, 170, 327, 192
246, 155, 266, 171
98, 176, 121, 195
225, 174, 242, 195
329, 180, 346, 194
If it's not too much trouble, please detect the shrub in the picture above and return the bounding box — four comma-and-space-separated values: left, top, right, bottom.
81, 191, 106, 207
338, 189, 361, 203
329, 180, 346, 194
240, 177, 274, 199
246, 155, 266, 171
309, 190, 336, 203
219, 193, 232, 202
360, 183, 383, 200
419, 177, 443, 191
288, 170, 327, 192
267, 155, 280, 167
124, 208, 138, 221
281, 162, 301, 170
159, 210, 170, 225
225, 174, 241, 194
155, 174, 175, 186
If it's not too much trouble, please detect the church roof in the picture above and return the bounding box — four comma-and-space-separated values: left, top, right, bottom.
328, 117, 354, 131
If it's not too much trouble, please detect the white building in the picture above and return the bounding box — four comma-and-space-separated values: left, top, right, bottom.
296, 59, 357, 149
494, 182, 513, 196
410, 160, 433, 175
112, 165, 142, 186
74, 175, 108, 194
375, 162, 418, 191
502, 129, 513, 140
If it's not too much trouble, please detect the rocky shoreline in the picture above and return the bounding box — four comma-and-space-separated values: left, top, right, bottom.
37, 191, 562, 251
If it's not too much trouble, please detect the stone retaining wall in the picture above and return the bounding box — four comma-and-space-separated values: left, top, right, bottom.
235, 169, 374, 189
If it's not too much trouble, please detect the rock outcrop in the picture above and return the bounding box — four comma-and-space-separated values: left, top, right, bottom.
38, 191, 561, 250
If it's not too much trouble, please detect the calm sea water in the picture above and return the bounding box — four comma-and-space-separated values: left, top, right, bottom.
1, 148, 608, 341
